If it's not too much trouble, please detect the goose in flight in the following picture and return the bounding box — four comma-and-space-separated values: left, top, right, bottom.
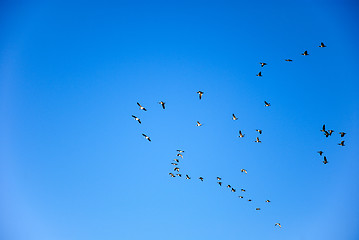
174, 167, 180, 172
196, 121, 202, 127
142, 134, 151, 142
186, 174, 191, 179
169, 173, 175, 177
256, 129, 262, 134
255, 137, 261, 143
177, 153, 183, 158
239, 130, 245, 138
231, 188, 236, 192
158, 101, 165, 109
199, 177, 204, 181
176, 150, 185, 153
232, 114, 238, 120
241, 189, 246, 192
217, 177, 222, 181
301, 50, 309, 55
265, 200, 271, 203
137, 102, 147, 111
264, 101, 271, 107
338, 141, 345, 146
324, 131, 330, 137
323, 156, 328, 164
319, 42, 326, 47
248, 199, 252, 202
256, 71, 262, 77
197, 91, 204, 100
256, 208, 261, 210
275, 223, 282, 228
174, 159, 180, 162
260, 62, 267, 67
131, 115, 141, 124
227, 185, 232, 188
339, 132, 346, 137
218, 181, 222, 186
241, 169, 247, 174
328, 130, 334, 136
238, 196, 244, 198
171, 163, 178, 166
176, 173, 182, 177
317, 151, 323, 156
285, 59, 293, 62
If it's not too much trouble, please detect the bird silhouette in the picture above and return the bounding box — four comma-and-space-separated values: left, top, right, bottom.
302, 50, 309, 55
285, 59, 293, 62
264, 101, 271, 107
158, 101, 165, 109
260, 62, 267, 67
176, 173, 182, 177
338, 141, 345, 146
255, 137, 261, 143
186, 175, 191, 179
239, 131, 245, 138
131, 115, 141, 124
196, 121, 202, 127
323, 156, 328, 164
231, 188, 236, 192
317, 151, 323, 156
174, 167, 180, 172
227, 185, 232, 188
142, 134, 151, 141
275, 223, 282, 228
177, 153, 183, 158
217, 177, 222, 181
241, 189, 246, 192
169, 173, 175, 177
266, 200, 271, 203
319, 42, 326, 47
176, 150, 185, 153
197, 91, 204, 100
320, 124, 326, 132
137, 102, 147, 111
256, 208, 261, 210
232, 114, 238, 120
241, 169, 247, 174
218, 182, 222, 186
256, 71, 262, 77
339, 132, 346, 137
256, 129, 262, 134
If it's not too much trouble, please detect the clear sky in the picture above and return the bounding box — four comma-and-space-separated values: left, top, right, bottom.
1, 1, 359, 240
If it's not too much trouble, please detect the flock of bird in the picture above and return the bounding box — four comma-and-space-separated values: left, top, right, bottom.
317, 124, 346, 165
131, 42, 346, 229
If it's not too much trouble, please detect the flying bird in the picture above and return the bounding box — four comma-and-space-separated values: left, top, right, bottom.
158, 101, 165, 109
177, 153, 183, 158
301, 50, 309, 55
218, 182, 222, 186
319, 42, 326, 48
169, 173, 175, 177
248, 199, 252, 202
241, 189, 246, 192
256, 208, 261, 210
256, 129, 262, 134
176, 150, 185, 153
186, 175, 191, 179
264, 101, 271, 107
328, 130, 334, 136
323, 156, 328, 164
266, 200, 271, 203
199, 177, 204, 181
142, 134, 151, 142
255, 137, 261, 143
197, 91, 204, 100
227, 185, 232, 188
231, 188, 236, 192
338, 141, 345, 146
317, 151, 323, 156
339, 132, 346, 137
174, 159, 180, 162
275, 223, 282, 228
174, 167, 180, 172
232, 114, 238, 120
260, 62, 267, 67
176, 173, 182, 177
285, 59, 293, 62
238, 130, 245, 138
131, 115, 141, 124
171, 163, 178, 166
241, 169, 247, 174
238, 196, 244, 198
217, 177, 222, 181
137, 102, 147, 111
324, 131, 330, 137
196, 121, 202, 127
256, 71, 262, 77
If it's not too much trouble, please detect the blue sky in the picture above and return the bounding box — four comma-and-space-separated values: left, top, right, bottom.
1, 1, 359, 239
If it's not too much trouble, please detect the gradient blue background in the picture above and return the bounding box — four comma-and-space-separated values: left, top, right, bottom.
1, 1, 359, 239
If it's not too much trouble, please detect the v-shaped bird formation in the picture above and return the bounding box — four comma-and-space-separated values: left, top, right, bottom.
130, 42, 348, 229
